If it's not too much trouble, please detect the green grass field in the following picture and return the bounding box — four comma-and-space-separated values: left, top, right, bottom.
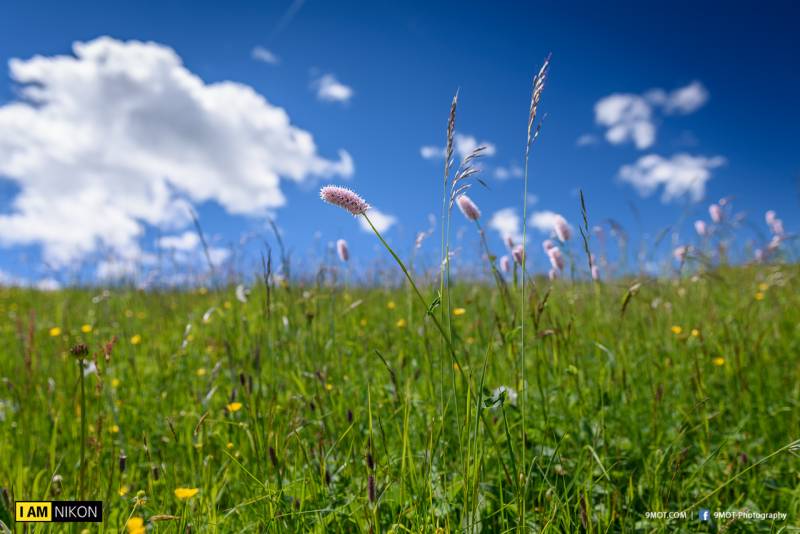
1, 264, 798, 532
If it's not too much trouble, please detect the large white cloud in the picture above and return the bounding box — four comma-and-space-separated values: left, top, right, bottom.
594, 81, 708, 149
618, 153, 725, 202
0, 37, 353, 265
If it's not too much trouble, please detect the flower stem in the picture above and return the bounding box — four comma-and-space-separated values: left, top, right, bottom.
361, 213, 514, 485
79, 358, 87, 500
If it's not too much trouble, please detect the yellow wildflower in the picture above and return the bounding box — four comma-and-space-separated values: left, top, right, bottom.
130, 334, 142, 345
196, 368, 207, 377
223, 301, 232, 310
81, 324, 93, 334
387, 300, 396, 310
126, 516, 145, 534
49, 327, 62, 337
226, 402, 242, 413
118, 485, 129, 497
758, 282, 769, 291
754, 292, 765, 301
671, 325, 682, 335
396, 318, 407, 328
360, 318, 368, 327
111, 424, 120, 434
712, 357, 725, 366
325, 383, 334, 391
690, 329, 700, 337
124, 309, 134, 318
453, 307, 466, 316
174, 487, 199, 500
111, 378, 121, 388
226, 442, 234, 449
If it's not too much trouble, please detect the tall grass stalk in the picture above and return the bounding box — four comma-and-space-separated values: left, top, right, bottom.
519, 55, 550, 528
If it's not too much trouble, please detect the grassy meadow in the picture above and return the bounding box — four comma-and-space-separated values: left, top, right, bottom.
0, 263, 798, 532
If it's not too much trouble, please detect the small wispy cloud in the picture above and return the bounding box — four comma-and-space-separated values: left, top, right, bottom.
594, 81, 709, 149
576, 133, 598, 147
157, 231, 200, 251
358, 207, 396, 233
529, 210, 573, 236
313, 74, 354, 103
618, 153, 725, 203
493, 162, 523, 180
251, 46, 280, 65
420, 145, 444, 159
420, 133, 496, 162
488, 208, 522, 243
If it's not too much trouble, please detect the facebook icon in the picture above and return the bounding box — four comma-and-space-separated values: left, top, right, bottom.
698, 509, 711, 521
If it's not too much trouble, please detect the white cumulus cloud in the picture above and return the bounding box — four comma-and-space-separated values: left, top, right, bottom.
618, 153, 725, 203
488, 208, 522, 243
646, 81, 708, 115
0, 37, 353, 265
313, 74, 354, 103
358, 207, 396, 234
595, 93, 656, 149
594, 81, 708, 149
251, 46, 280, 65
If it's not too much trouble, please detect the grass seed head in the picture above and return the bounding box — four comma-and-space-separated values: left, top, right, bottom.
336, 239, 350, 262
512, 244, 525, 265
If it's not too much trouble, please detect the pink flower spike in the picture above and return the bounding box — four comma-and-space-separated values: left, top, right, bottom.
512, 244, 525, 265
694, 220, 707, 237
499, 255, 511, 273
591, 265, 600, 281
320, 185, 370, 216
770, 219, 784, 236
542, 239, 555, 253
504, 236, 515, 251
456, 194, 481, 221
709, 204, 722, 223
765, 210, 776, 225
547, 246, 565, 271
548, 268, 559, 281
673, 245, 690, 262
336, 239, 349, 262
553, 215, 571, 241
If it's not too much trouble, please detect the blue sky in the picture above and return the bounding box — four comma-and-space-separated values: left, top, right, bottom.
0, 0, 798, 285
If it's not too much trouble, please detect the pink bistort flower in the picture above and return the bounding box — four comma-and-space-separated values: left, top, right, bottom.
320, 185, 370, 215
